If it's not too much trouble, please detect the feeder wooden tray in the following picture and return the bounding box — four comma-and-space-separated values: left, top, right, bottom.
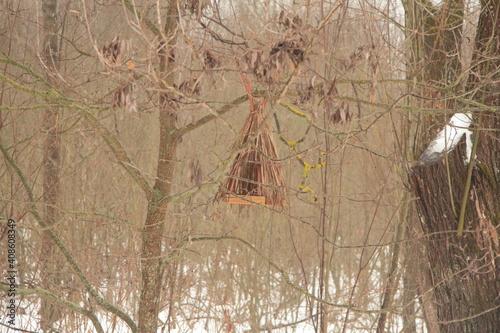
225, 195, 267, 205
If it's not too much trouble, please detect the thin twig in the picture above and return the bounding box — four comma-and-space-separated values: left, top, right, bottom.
0, 143, 138, 333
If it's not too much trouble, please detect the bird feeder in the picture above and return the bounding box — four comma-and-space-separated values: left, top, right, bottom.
215, 75, 286, 208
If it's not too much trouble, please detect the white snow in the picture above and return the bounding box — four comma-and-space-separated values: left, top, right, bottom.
418, 112, 473, 165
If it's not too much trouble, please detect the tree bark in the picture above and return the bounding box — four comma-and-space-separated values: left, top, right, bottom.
138, 2, 180, 333
409, 1, 500, 332
40, 0, 62, 330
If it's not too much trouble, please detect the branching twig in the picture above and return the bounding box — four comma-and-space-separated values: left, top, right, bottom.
190, 235, 387, 314
0, 143, 138, 333
79, 108, 155, 201
0, 283, 104, 333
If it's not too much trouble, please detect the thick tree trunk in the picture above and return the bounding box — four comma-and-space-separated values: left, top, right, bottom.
40, 0, 62, 330
409, 1, 500, 332
138, 2, 180, 332
403, 1, 464, 332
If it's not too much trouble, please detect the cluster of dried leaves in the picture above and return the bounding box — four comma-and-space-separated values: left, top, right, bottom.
244, 11, 306, 85
111, 79, 138, 113
295, 77, 352, 125
102, 36, 138, 112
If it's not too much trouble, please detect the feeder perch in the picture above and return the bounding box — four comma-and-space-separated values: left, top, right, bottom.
225, 195, 267, 205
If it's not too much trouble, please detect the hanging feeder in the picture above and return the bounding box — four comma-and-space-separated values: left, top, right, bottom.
215, 75, 286, 208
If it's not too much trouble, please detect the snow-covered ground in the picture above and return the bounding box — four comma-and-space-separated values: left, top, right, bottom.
3, 262, 427, 332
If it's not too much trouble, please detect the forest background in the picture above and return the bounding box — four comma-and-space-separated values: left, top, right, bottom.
0, 0, 498, 332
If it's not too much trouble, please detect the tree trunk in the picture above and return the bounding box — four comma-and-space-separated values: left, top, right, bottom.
40, 0, 62, 330
409, 1, 500, 332
138, 2, 180, 332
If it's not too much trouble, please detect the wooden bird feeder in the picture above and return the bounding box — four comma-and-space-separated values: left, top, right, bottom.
215, 75, 286, 208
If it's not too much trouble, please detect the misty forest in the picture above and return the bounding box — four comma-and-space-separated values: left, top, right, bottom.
0, 0, 499, 332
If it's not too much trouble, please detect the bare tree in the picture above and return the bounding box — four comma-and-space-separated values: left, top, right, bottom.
407, 0, 500, 331
1, 0, 466, 332
40, 0, 63, 329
